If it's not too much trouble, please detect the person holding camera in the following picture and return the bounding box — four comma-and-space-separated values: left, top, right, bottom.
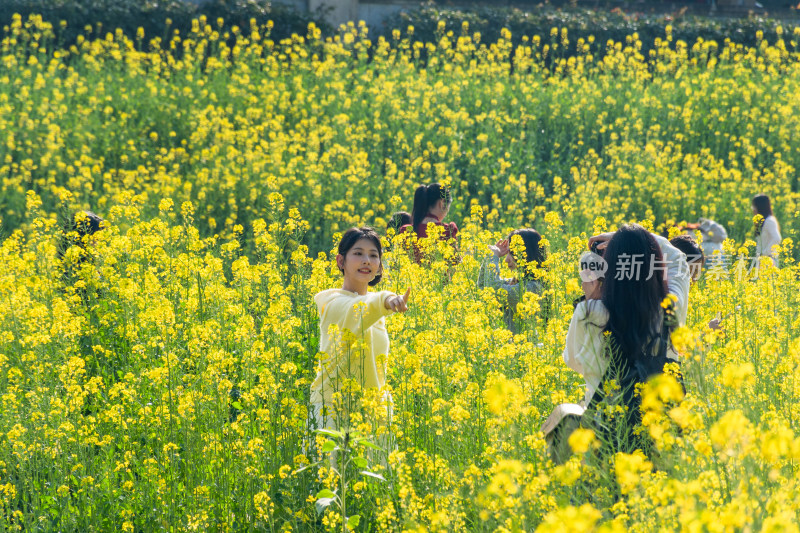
558, 224, 690, 453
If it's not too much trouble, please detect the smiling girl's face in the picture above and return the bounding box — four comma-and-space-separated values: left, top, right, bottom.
337, 238, 382, 289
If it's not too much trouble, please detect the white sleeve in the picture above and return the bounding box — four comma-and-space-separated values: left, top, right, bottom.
319, 291, 395, 333
563, 301, 609, 402
563, 302, 607, 376
653, 234, 690, 326
761, 217, 782, 258
563, 305, 588, 376
479, 252, 504, 289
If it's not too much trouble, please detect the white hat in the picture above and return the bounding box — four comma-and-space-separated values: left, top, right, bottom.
579, 251, 608, 282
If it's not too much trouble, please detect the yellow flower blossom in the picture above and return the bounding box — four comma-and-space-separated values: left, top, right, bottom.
568, 428, 596, 454
614, 451, 653, 495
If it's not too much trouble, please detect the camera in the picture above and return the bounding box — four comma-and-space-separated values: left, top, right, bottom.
590, 241, 604, 257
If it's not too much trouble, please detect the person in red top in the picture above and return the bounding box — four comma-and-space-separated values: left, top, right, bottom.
398, 183, 458, 239
397, 183, 458, 263
409, 182, 458, 240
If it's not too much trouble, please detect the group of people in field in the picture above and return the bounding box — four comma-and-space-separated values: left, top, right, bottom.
309, 184, 782, 459
59, 187, 783, 459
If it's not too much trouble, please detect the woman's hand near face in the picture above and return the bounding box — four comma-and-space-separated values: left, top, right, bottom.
385, 288, 411, 313
495, 239, 511, 257
487, 240, 508, 258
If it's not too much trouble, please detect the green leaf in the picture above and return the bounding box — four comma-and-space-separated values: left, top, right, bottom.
357, 440, 384, 452
316, 489, 336, 500
231, 401, 242, 410
346, 514, 361, 530
352, 456, 368, 469
360, 470, 386, 482
292, 461, 321, 475
321, 439, 337, 453
315, 428, 343, 439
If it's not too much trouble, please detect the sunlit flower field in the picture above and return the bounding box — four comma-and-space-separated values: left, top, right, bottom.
2, 12, 800, 532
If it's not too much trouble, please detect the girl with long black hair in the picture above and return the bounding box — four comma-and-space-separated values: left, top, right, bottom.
410, 182, 458, 240
309, 227, 410, 434
563, 224, 690, 452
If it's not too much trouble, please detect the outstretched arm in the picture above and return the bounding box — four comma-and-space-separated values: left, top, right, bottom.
319, 290, 405, 333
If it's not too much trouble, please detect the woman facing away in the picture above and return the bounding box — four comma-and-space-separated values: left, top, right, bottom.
387, 211, 412, 236
309, 227, 410, 438
479, 228, 547, 331
563, 224, 690, 452
752, 194, 782, 269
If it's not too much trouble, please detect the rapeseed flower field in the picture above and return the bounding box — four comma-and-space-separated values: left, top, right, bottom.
2, 12, 800, 532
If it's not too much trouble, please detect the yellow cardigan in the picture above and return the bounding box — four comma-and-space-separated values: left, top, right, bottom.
310, 288, 396, 407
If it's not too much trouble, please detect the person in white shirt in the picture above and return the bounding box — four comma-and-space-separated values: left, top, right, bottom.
562, 224, 690, 451
671, 234, 726, 330
683, 217, 728, 268
752, 194, 782, 268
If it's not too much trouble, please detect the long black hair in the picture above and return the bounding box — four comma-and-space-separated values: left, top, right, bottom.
586, 225, 676, 453
508, 228, 546, 266
752, 194, 773, 218
601, 224, 668, 368
337, 227, 383, 287
412, 183, 451, 231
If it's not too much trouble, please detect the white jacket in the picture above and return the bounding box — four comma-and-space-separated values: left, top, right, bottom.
698, 218, 727, 263
562, 235, 690, 405
754, 215, 781, 267
698, 218, 727, 244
